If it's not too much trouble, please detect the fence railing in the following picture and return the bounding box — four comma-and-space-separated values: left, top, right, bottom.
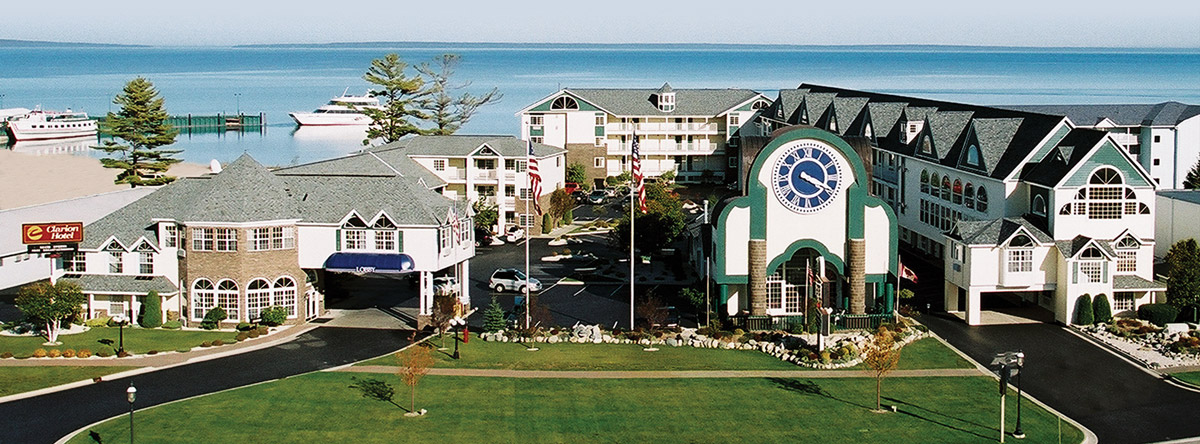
726, 313, 894, 332
835, 313, 895, 330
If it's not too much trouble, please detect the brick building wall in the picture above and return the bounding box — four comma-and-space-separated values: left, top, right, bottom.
180, 225, 307, 327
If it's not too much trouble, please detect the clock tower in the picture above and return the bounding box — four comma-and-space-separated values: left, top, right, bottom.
712, 127, 897, 319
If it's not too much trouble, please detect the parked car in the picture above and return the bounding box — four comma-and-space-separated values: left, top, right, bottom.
564, 182, 582, 194
587, 189, 607, 204
489, 268, 542, 293
505, 226, 525, 242
571, 190, 587, 203
474, 228, 494, 247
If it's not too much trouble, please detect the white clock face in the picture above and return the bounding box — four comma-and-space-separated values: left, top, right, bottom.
771, 140, 843, 213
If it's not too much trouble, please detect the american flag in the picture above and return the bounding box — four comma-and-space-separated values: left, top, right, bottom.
527, 140, 543, 215
632, 133, 647, 213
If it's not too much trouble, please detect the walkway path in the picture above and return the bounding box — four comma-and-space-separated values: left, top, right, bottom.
339, 366, 987, 378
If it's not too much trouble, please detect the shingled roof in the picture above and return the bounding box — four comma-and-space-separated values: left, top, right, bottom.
948, 217, 1052, 246
1021, 128, 1108, 188
561, 88, 762, 116
1002, 102, 1200, 127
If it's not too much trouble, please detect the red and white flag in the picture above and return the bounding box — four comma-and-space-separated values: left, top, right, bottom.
527, 140, 543, 215
632, 133, 647, 213
900, 263, 918, 283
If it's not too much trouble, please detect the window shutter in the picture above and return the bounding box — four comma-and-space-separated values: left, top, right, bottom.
1072, 262, 1078, 284
335, 230, 341, 252
1102, 262, 1108, 283
397, 231, 404, 253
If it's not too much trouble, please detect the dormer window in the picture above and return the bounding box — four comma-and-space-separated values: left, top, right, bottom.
828, 115, 838, 133
1006, 234, 1034, 273
920, 135, 934, 156
551, 96, 578, 110
902, 120, 925, 143
864, 122, 873, 139
965, 144, 982, 168
1032, 195, 1047, 216
658, 93, 675, 112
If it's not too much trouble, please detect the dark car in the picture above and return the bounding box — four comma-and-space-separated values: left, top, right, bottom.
587, 189, 607, 204
571, 190, 587, 202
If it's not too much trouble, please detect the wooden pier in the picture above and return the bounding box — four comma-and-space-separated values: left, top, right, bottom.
97, 113, 265, 134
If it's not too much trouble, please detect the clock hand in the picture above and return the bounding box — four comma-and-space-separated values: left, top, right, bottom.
799, 171, 834, 193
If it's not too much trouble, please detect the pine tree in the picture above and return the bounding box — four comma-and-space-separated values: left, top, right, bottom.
1093, 293, 1112, 324
361, 53, 428, 145
483, 297, 506, 332
140, 290, 162, 328
416, 54, 501, 135
1166, 239, 1200, 321
1074, 294, 1094, 325
98, 77, 181, 187
1185, 158, 1200, 190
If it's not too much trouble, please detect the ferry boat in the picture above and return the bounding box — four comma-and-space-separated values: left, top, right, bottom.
289, 90, 382, 126
6, 108, 98, 141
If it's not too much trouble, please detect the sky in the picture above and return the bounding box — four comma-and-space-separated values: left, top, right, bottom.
4, 0, 1199, 47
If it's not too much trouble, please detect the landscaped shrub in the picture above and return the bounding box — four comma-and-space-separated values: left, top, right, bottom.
33, 348, 47, 358
256, 326, 269, 335
140, 290, 163, 328
542, 213, 553, 234
85, 316, 112, 327
235, 331, 250, 342
96, 350, 113, 358
162, 320, 182, 330
260, 306, 287, 326
1093, 294, 1113, 324
236, 322, 254, 331
77, 349, 91, 358
166, 310, 180, 322
147, 350, 158, 355
248, 329, 261, 338
1074, 294, 1094, 325
0, 352, 12, 359
212, 339, 224, 346
482, 297, 506, 333
62, 349, 76, 358
117, 350, 130, 358
563, 208, 573, 224
201, 307, 227, 330
1138, 303, 1181, 327
200, 341, 212, 347
47, 349, 62, 358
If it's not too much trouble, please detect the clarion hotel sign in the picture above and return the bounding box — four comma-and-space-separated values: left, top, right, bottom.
22, 222, 84, 253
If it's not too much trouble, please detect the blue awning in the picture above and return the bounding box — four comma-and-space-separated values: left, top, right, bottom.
324, 253, 415, 274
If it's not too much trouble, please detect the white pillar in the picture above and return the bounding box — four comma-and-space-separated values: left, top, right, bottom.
967, 288, 983, 326
419, 271, 433, 316
460, 259, 471, 308
944, 281, 959, 312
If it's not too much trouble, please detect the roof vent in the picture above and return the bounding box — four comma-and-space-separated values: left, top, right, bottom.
901, 120, 924, 144
209, 159, 222, 174
655, 83, 676, 112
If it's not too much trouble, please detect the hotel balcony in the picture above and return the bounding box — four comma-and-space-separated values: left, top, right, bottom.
438, 168, 468, 181
606, 139, 718, 156
474, 169, 498, 180
605, 122, 720, 135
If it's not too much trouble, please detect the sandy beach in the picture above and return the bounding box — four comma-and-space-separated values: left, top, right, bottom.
0, 150, 211, 210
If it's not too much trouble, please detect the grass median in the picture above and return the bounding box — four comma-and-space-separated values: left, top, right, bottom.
0, 327, 238, 358
0, 366, 137, 397
67, 372, 1083, 444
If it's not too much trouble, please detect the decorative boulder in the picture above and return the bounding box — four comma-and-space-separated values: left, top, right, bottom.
548, 335, 560, 344
665, 338, 678, 347
1165, 323, 1190, 335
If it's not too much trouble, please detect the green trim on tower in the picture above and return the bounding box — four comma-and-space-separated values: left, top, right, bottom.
595, 126, 605, 137
528, 92, 601, 112
1062, 140, 1153, 188
765, 239, 845, 277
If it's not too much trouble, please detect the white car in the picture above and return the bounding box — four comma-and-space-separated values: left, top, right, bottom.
489, 268, 542, 293
505, 227, 525, 242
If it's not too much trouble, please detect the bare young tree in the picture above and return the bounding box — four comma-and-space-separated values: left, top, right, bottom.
416, 54, 502, 135
396, 344, 435, 414
864, 327, 902, 411
636, 293, 667, 330
431, 293, 457, 349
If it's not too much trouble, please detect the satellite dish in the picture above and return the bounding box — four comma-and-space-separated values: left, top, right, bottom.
210, 159, 222, 174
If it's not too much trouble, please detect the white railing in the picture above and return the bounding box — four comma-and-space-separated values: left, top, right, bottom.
474, 170, 497, 180
606, 139, 715, 154
442, 168, 467, 180
606, 122, 719, 133
1108, 132, 1139, 147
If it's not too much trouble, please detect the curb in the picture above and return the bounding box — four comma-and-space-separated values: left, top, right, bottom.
1064, 326, 1200, 394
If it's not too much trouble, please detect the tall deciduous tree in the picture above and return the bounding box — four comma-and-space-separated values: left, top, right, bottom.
864, 327, 902, 411
610, 182, 686, 253
566, 162, 587, 184
362, 53, 428, 145
548, 189, 573, 222
416, 54, 501, 135
1166, 238, 1200, 321
15, 280, 85, 343
98, 77, 180, 187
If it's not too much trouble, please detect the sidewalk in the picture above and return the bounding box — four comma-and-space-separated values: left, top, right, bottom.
338, 366, 986, 379
0, 323, 320, 368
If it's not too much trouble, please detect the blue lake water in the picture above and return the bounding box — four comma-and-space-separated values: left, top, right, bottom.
3, 44, 1199, 166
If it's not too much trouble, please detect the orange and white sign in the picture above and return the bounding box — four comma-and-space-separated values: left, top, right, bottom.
22, 222, 84, 245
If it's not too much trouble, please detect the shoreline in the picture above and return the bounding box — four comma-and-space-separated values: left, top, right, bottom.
0, 150, 210, 210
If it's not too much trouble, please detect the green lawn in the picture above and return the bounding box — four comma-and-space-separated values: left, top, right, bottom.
1171, 371, 1200, 386
0, 366, 136, 397
0, 327, 237, 357
67, 372, 1083, 444
357, 334, 970, 371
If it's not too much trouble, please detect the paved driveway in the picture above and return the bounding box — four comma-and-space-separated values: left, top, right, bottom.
0, 327, 424, 444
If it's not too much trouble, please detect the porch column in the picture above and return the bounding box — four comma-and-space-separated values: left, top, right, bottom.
460, 259, 471, 308
748, 239, 767, 316
966, 288, 982, 325
848, 238, 866, 315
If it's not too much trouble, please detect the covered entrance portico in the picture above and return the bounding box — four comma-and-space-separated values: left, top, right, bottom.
323, 252, 470, 329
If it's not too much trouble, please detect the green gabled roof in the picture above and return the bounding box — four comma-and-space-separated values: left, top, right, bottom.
949, 217, 1052, 246
59, 274, 178, 295
555, 87, 763, 117
1060, 140, 1153, 188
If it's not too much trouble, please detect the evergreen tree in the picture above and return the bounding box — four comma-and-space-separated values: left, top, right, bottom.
482, 297, 506, 332
361, 53, 429, 145
140, 290, 162, 328
609, 182, 686, 253
566, 162, 587, 184
1074, 294, 1094, 325
1093, 293, 1112, 324
98, 77, 180, 187
416, 54, 501, 135
1185, 158, 1200, 190
1166, 238, 1200, 321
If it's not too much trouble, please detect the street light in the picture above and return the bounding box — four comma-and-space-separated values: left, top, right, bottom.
234, 93, 242, 115
449, 317, 465, 359
112, 313, 128, 354
1013, 351, 1026, 439
126, 383, 137, 444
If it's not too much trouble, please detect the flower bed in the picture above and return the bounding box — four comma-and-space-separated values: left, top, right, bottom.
478, 319, 931, 369
1077, 318, 1200, 368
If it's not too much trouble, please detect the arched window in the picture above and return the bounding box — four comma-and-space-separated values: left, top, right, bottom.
1060, 204, 1072, 215
920, 135, 933, 155
1089, 167, 1123, 184
1007, 234, 1034, 273
1032, 195, 1047, 216
864, 122, 873, 139
191, 279, 215, 320
953, 180, 963, 205
1078, 246, 1107, 283
928, 173, 939, 196
246, 278, 272, 320
1009, 234, 1033, 247
920, 170, 930, 194
342, 214, 368, 228
551, 96, 579, 110
274, 277, 298, 317
752, 100, 769, 110
1115, 236, 1140, 273
965, 144, 982, 167
976, 187, 989, 212
941, 177, 952, 201
828, 116, 838, 133
216, 280, 240, 321
965, 183, 975, 209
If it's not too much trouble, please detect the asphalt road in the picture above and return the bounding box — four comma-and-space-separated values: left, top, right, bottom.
901, 250, 1200, 443
0, 327, 424, 444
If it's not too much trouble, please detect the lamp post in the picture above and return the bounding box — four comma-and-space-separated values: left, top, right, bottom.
234, 93, 242, 115
450, 317, 465, 359
112, 313, 128, 354
126, 383, 137, 444
1013, 351, 1026, 439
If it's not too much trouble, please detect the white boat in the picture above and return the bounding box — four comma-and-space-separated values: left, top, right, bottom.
289, 90, 382, 126
6, 108, 98, 141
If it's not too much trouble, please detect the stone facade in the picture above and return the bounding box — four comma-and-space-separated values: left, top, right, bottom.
181, 225, 307, 327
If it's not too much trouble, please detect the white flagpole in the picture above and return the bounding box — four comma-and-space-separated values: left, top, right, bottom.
629, 142, 636, 331
525, 145, 532, 331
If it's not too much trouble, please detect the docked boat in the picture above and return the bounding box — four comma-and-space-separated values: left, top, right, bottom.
289, 90, 382, 126
6, 108, 98, 141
